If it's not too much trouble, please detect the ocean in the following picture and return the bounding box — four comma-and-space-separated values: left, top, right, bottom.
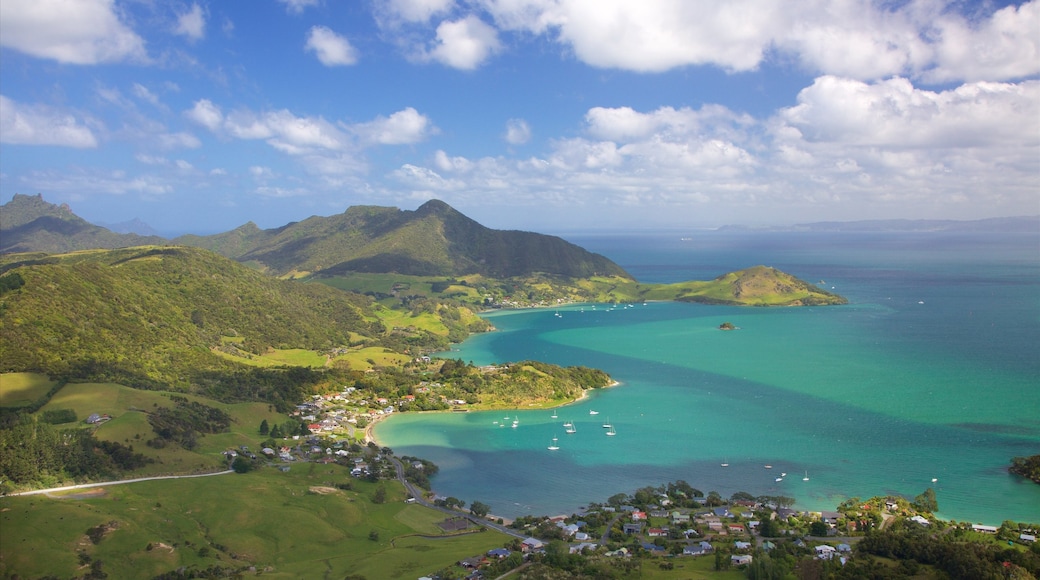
374, 230, 1040, 524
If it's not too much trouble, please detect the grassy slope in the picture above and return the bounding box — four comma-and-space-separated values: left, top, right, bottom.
0, 464, 509, 579
0, 372, 55, 407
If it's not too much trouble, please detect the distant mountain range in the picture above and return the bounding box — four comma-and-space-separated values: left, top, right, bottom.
1, 195, 629, 280
173, 199, 631, 279
719, 216, 1039, 233
0, 194, 165, 253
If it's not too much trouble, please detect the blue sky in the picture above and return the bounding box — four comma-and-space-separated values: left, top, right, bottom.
1, 0, 1037, 235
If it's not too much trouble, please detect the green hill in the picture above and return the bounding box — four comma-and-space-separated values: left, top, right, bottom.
0, 246, 447, 396
0, 194, 164, 253
176, 199, 633, 279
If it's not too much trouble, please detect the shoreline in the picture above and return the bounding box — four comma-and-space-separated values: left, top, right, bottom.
366, 379, 621, 448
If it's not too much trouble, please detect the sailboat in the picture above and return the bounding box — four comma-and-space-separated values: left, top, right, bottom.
548, 436, 559, 451
605, 424, 616, 436
565, 423, 577, 434
511, 416, 519, 428
721, 459, 730, 467
802, 471, 810, 481
602, 417, 612, 429
550, 409, 558, 419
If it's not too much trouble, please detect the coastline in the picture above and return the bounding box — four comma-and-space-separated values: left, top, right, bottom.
366, 379, 620, 447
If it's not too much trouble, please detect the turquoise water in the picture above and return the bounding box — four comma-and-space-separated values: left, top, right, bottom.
375, 231, 1040, 524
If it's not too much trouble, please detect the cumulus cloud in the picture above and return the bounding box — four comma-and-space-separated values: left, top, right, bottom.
0, 95, 99, 148
185, 99, 224, 131
279, 0, 320, 14
131, 83, 162, 108
504, 118, 531, 145
426, 15, 501, 69
174, 3, 206, 42
354, 107, 435, 144
305, 26, 358, 66
0, 0, 147, 64
479, 0, 1040, 82
778, 76, 1040, 149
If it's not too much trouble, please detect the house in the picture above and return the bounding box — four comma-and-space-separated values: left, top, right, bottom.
731, 554, 753, 566
820, 511, 842, 524
734, 541, 752, 550
727, 523, 746, 534
973, 524, 999, 534
641, 542, 666, 552
815, 545, 836, 560
521, 538, 544, 552
622, 523, 643, 535
910, 515, 930, 526
647, 528, 667, 537
1021, 533, 1037, 543
776, 508, 798, 520
487, 548, 510, 558
837, 543, 852, 553
650, 510, 669, 518
631, 511, 647, 521
671, 511, 691, 524
706, 521, 724, 532
574, 532, 590, 541
761, 541, 776, 551
713, 507, 733, 518
683, 541, 713, 556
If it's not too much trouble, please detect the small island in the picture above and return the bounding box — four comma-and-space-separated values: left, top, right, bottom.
1010, 454, 1040, 485
718, 321, 737, 331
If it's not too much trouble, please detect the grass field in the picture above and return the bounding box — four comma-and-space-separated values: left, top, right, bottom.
37, 381, 291, 474
0, 463, 510, 579
0, 372, 56, 407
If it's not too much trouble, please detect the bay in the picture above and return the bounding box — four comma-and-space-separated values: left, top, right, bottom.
375, 231, 1040, 524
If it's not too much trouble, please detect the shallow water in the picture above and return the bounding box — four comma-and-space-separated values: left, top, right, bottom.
376, 231, 1040, 523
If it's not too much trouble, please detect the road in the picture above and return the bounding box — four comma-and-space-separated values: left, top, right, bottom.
5, 470, 235, 497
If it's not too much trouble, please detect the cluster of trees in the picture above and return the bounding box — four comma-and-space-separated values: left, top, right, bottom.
857, 519, 1040, 579
146, 397, 232, 450
1010, 454, 1040, 484
0, 416, 151, 489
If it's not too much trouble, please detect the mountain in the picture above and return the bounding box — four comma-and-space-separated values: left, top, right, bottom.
0, 194, 165, 253
175, 199, 633, 279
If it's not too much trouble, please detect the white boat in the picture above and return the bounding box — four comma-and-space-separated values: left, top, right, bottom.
548, 436, 559, 451
589, 410, 599, 415
565, 424, 577, 434
775, 476, 784, 482
551, 409, 558, 419
602, 417, 612, 429
720, 461, 729, 467
562, 421, 573, 427
605, 424, 616, 436
512, 416, 519, 428
802, 471, 810, 481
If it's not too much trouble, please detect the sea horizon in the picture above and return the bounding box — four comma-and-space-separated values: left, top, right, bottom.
375, 230, 1040, 525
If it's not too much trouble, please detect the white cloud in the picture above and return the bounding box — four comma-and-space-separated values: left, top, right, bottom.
384, 0, 455, 23
175, 159, 194, 171
427, 15, 501, 69
279, 0, 320, 15
504, 118, 531, 145
17, 168, 173, 197
0, 0, 147, 64
0, 95, 98, 148
479, 0, 1040, 82
305, 26, 359, 66
174, 3, 206, 42
132, 83, 161, 107
185, 99, 224, 131
354, 107, 435, 144
926, 0, 1040, 82
778, 76, 1040, 149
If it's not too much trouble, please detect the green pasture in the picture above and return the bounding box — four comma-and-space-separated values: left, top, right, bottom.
38, 382, 290, 472
332, 346, 413, 370
0, 463, 509, 579
0, 372, 56, 407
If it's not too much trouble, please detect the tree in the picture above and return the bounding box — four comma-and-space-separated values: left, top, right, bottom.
912, 487, 938, 513
231, 456, 254, 473
810, 520, 829, 536
470, 501, 490, 518
706, 491, 724, 506
269, 424, 282, 439
372, 485, 386, 504
730, 491, 755, 503
259, 419, 269, 436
